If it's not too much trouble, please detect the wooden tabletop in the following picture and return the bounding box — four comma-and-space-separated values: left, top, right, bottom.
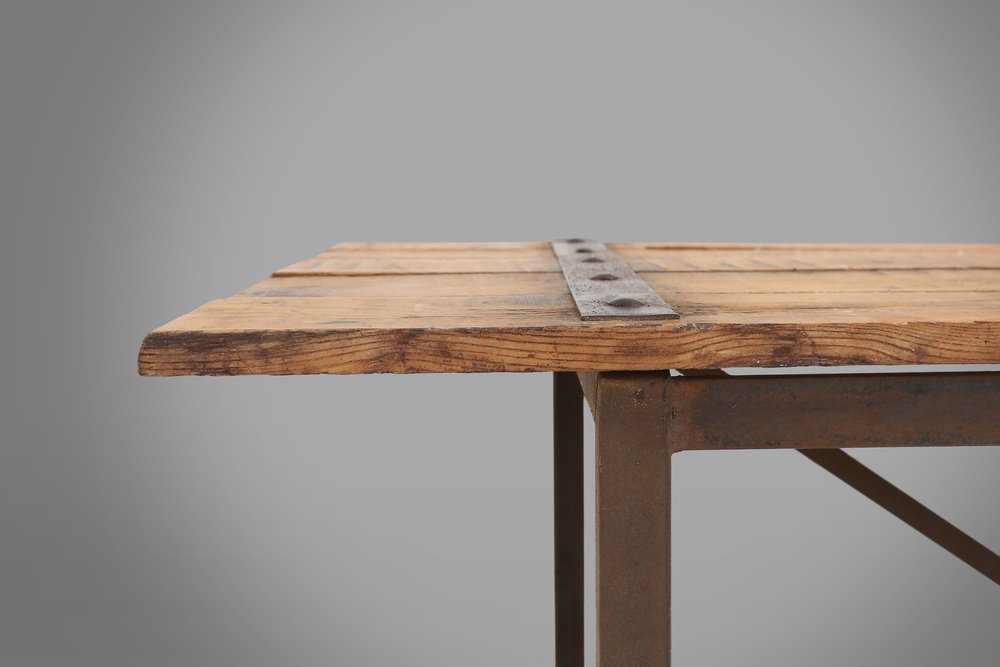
139, 242, 1000, 375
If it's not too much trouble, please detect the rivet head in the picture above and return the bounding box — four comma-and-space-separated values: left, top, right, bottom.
591, 273, 619, 281
582, 257, 604, 263
564, 238, 588, 243
575, 248, 593, 253
607, 297, 644, 308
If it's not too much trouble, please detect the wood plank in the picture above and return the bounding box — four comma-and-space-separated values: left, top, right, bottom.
668, 291, 1000, 319
615, 244, 1000, 272
642, 268, 1000, 293
243, 269, 1000, 299
139, 316, 1000, 377
243, 273, 569, 297
140, 242, 1000, 375
142, 290, 1000, 330
276, 242, 560, 275
634, 242, 997, 251
274, 243, 1000, 276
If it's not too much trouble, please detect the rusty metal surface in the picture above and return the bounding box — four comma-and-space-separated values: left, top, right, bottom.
669, 372, 1000, 452
800, 448, 1000, 585
576, 371, 598, 417
593, 372, 673, 667
553, 373, 585, 667
551, 240, 680, 320
570, 369, 1000, 663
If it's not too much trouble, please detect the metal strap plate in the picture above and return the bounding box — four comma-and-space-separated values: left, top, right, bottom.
551, 240, 680, 320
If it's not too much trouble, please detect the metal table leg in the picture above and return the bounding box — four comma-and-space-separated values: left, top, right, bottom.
591, 372, 673, 667
554, 372, 585, 667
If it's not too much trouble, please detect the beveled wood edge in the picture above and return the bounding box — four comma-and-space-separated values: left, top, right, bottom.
139, 319, 1000, 376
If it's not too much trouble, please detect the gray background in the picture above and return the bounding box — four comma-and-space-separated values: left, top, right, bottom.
2, 1, 999, 665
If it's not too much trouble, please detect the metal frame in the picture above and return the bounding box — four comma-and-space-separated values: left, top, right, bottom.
554, 370, 1000, 667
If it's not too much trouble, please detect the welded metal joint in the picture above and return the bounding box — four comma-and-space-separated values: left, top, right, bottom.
551, 239, 680, 320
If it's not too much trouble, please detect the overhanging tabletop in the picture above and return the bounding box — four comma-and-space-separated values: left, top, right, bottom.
139, 242, 1000, 375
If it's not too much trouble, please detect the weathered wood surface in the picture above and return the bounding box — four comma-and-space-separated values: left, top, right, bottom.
140, 242, 1000, 375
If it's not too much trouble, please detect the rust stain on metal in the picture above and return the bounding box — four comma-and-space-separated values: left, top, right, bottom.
593, 372, 673, 667
668, 372, 1000, 453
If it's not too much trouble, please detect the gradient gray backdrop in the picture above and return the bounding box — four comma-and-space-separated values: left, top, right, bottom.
2, 1, 999, 665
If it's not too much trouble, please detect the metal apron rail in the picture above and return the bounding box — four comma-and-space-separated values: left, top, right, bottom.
675, 368, 1000, 585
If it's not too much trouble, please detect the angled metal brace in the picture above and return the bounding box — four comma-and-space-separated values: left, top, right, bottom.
800, 448, 1000, 585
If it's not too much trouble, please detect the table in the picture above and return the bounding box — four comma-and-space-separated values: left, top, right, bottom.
141, 241, 1000, 666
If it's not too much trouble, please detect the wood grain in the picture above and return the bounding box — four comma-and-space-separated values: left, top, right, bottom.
617, 244, 1000, 272
244, 269, 1000, 297
274, 242, 1000, 275
148, 291, 1000, 329
140, 242, 1000, 375
276, 242, 561, 275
